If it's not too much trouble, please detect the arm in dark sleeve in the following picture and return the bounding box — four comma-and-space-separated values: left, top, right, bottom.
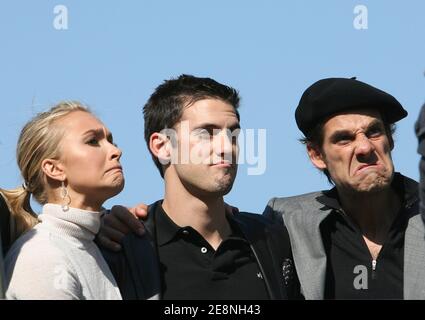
101, 232, 161, 300
262, 197, 284, 225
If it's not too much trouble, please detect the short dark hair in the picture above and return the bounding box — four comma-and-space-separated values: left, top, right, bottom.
143, 74, 240, 177
300, 113, 396, 185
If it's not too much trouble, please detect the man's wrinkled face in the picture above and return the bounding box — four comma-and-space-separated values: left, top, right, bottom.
308, 109, 394, 194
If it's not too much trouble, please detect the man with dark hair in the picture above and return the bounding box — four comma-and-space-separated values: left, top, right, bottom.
143, 74, 240, 178
102, 74, 301, 300
264, 77, 422, 299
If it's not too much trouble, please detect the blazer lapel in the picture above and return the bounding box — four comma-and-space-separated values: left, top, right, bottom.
283, 197, 331, 300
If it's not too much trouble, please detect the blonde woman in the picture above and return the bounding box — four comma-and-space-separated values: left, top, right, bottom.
4, 102, 124, 300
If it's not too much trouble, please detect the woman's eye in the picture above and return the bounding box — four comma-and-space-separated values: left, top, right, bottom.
107, 137, 117, 147
87, 138, 99, 146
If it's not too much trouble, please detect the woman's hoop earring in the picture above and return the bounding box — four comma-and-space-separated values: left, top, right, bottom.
61, 181, 71, 212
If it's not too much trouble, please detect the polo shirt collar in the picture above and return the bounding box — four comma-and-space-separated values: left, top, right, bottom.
155, 203, 245, 247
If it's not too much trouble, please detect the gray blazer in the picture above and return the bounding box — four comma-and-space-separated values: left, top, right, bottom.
263, 173, 424, 299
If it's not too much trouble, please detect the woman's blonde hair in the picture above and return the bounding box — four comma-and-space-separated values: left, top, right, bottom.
1, 101, 91, 244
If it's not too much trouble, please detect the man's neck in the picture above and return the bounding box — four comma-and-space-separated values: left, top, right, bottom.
162, 180, 231, 250
338, 186, 402, 243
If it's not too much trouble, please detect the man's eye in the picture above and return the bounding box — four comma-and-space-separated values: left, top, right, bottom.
337, 140, 349, 145
367, 127, 383, 138
334, 135, 352, 145
195, 129, 211, 138
231, 129, 241, 139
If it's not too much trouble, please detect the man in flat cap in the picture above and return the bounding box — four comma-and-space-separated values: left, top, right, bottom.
264, 77, 421, 299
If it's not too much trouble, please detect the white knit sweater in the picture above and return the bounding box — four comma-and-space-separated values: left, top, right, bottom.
5, 204, 122, 300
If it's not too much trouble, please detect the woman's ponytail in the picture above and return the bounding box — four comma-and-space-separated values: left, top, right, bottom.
0, 187, 38, 245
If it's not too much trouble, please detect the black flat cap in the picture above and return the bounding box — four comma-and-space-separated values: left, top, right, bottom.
295, 77, 408, 136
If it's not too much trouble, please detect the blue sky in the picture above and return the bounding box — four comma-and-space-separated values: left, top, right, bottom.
0, 1, 424, 214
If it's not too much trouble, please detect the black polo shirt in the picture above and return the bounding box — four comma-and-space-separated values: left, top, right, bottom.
321, 174, 416, 299
155, 204, 269, 300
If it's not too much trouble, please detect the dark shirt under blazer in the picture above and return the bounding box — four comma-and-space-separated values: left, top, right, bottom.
264, 173, 421, 299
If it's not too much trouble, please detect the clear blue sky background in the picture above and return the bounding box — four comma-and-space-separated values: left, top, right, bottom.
1, 1, 424, 214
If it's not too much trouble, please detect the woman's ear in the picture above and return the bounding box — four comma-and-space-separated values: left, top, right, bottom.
306, 143, 327, 171
41, 158, 66, 182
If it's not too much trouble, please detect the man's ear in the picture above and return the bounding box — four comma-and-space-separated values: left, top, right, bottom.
149, 133, 172, 165
41, 158, 66, 182
306, 143, 327, 170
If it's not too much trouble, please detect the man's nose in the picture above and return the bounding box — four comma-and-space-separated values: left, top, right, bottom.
355, 134, 375, 157
214, 130, 233, 155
